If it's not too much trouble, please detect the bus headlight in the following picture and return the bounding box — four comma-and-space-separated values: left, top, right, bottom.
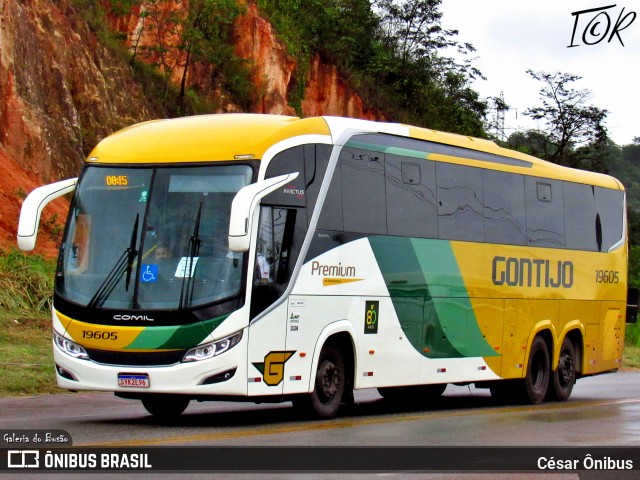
53, 331, 89, 360
182, 330, 243, 363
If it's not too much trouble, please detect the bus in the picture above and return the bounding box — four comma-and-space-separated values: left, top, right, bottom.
17, 114, 631, 418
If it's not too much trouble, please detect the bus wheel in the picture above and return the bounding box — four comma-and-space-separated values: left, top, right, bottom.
141, 394, 190, 417
548, 337, 576, 402
523, 336, 550, 404
293, 344, 345, 419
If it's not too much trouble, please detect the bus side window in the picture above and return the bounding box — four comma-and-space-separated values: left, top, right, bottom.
594, 187, 625, 251
525, 177, 565, 248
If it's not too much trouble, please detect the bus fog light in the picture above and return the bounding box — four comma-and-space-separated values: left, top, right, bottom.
183, 330, 243, 362
53, 331, 89, 360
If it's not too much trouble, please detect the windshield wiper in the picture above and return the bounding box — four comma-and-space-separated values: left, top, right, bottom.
179, 203, 202, 310
88, 214, 139, 309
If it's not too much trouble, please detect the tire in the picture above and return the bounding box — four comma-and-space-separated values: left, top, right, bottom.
522, 335, 550, 404
293, 344, 345, 419
141, 394, 190, 417
378, 384, 447, 403
547, 337, 576, 402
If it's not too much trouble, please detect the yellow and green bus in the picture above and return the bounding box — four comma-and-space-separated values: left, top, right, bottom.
18, 114, 630, 418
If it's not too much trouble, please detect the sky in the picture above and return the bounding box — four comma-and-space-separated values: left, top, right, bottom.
440, 0, 640, 146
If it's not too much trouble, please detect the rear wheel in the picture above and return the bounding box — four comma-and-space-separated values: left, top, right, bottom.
548, 337, 576, 402
141, 394, 190, 417
522, 335, 550, 404
293, 344, 345, 419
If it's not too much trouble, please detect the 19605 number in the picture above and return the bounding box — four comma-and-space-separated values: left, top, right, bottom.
595, 270, 619, 284
82, 330, 118, 340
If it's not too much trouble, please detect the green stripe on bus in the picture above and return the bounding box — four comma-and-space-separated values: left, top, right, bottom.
125, 314, 229, 350
369, 236, 497, 359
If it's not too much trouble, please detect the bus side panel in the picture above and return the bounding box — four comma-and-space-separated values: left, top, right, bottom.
500, 299, 524, 380
282, 295, 426, 394
469, 298, 504, 377
247, 301, 288, 396
593, 301, 625, 373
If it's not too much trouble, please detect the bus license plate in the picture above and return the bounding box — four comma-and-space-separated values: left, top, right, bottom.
118, 373, 150, 388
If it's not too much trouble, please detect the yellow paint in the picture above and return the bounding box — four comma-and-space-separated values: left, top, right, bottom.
449, 240, 627, 380
87, 115, 331, 164
322, 277, 364, 287
64, 318, 144, 350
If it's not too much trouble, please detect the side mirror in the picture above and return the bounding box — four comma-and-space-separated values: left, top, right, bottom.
228, 172, 299, 252
17, 178, 77, 251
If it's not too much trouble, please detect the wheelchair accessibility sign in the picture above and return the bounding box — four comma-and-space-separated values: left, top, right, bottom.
140, 264, 158, 283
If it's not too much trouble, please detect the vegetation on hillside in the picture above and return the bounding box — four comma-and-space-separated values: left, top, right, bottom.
257, 0, 487, 135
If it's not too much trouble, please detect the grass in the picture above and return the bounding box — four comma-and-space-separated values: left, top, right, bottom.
0, 313, 58, 396
623, 322, 640, 370
0, 250, 59, 396
0, 249, 639, 397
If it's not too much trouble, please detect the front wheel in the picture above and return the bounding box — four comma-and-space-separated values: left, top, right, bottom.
547, 337, 576, 402
141, 394, 190, 418
293, 344, 345, 419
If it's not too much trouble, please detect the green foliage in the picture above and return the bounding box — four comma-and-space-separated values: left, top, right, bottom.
522, 70, 608, 166
258, 0, 487, 136
70, 0, 254, 116
622, 138, 640, 167
0, 250, 59, 396
0, 250, 55, 315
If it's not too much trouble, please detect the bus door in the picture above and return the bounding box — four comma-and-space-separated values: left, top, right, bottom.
247, 206, 302, 396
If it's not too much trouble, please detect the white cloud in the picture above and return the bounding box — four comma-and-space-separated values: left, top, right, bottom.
441, 0, 640, 145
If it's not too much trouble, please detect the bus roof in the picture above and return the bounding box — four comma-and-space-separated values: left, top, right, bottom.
87, 114, 622, 190
87, 114, 331, 164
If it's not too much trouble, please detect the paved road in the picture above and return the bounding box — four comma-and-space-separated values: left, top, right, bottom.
0, 371, 639, 448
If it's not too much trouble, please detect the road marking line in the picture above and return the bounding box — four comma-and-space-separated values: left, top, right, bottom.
83, 397, 640, 447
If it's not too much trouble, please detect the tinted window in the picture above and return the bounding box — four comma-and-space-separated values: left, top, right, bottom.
340, 147, 387, 234
525, 177, 565, 247
385, 154, 438, 238
595, 187, 625, 251
263, 146, 306, 207
348, 133, 532, 168
564, 182, 597, 251
436, 163, 484, 241
316, 152, 343, 231
304, 144, 332, 220
483, 170, 525, 245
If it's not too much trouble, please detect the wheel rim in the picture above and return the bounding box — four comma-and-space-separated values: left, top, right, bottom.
558, 351, 575, 387
316, 359, 340, 404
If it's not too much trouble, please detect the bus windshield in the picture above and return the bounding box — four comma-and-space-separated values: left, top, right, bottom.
56, 164, 253, 311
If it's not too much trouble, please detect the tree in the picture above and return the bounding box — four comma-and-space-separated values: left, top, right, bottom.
523, 70, 608, 166
622, 137, 640, 167
506, 130, 557, 160
374, 0, 482, 80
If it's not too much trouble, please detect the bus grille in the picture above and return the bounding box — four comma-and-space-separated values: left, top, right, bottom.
86, 348, 186, 366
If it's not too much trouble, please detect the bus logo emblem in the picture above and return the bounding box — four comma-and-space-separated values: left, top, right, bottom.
365, 301, 379, 334
252, 351, 295, 386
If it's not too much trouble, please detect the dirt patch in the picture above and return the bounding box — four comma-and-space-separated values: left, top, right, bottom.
0, 147, 69, 259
